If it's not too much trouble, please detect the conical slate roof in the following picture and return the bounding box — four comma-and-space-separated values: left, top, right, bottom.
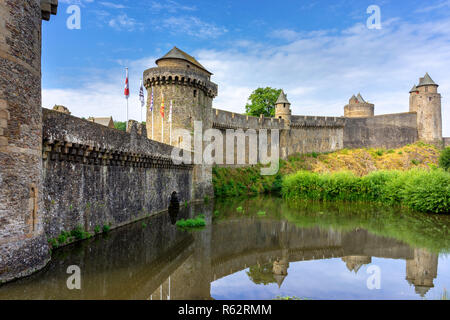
156, 46, 212, 74
409, 85, 418, 93
417, 73, 438, 87
276, 90, 290, 104
356, 93, 366, 103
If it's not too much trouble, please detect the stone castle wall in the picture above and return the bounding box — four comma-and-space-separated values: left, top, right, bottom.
343, 112, 419, 149
42, 109, 194, 240
212, 109, 345, 163
0, 0, 53, 284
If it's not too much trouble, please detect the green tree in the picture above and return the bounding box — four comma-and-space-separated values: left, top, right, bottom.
245, 87, 282, 117
114, 121, 126, 132
439, 147, 450, 171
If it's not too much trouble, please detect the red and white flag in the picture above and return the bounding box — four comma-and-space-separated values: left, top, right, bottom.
124, 68, 130, 99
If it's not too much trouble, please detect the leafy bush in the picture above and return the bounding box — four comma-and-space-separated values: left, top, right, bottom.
176, 216, 206, 229
282, 169, 449, 214
401, 170, 449, 213
439, 147, 450, 171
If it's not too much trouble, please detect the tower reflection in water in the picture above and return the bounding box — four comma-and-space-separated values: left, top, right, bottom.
0, 198, 446, 300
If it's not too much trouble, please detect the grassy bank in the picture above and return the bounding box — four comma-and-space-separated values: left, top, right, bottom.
213, 142, 441, 198
282, 169, 449, 214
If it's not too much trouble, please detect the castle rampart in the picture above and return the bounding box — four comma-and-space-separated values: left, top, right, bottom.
344, 112, 419, 149
42, 109, 194, 240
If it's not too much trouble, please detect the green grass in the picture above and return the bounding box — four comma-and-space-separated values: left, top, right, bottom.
282, 169, 449, 214
176, 215, 206, 229
257, 211, 266, 216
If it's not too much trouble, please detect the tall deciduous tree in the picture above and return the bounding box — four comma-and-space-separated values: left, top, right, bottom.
245, 87, 282, 117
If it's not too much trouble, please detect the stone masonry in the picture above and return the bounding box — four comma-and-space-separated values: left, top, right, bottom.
0, 0, 57, 283
0, 4, 447, 284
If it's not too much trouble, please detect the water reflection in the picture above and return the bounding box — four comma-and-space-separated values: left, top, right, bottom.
0, 196, 448, 300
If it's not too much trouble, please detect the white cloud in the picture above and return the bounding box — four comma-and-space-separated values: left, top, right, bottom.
415, 0, 450, 13
99, 2, 126, 9
59, 0, 94, 6
108, 14, 143, 31
159, 16, 228, 39
149, 0, 197, 13
43, 18, 450, 136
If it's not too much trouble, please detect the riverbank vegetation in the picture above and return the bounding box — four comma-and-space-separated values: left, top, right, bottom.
176, 215, 206, 229
213, 142, 441, 198
213, 143, 449, 214
282, 169, 449, 214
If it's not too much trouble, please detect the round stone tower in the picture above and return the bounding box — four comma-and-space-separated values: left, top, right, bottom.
143, 47, 218, 145
344, 93, 374, 118
409, 73, 442, 146
275, 90, 291, 125
143, 47, 218, 200
0, 0, 57, 283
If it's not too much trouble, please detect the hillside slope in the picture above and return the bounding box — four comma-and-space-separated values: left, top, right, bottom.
213, 142, 441, 197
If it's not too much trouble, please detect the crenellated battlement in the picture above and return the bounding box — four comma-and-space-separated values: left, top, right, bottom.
40, 0, 58, 21
144, 67, 218, 98
212, 108, 345, 131
290, 115, 345, 128
212, 108, 285, 130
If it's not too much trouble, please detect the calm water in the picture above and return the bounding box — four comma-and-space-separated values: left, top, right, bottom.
0, 196, 449, 300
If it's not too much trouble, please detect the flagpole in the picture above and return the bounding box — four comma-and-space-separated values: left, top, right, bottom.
169, 100, 173, 145
151, 87, 154, 140
125, 67, 129, 131
162, 117, 164, 143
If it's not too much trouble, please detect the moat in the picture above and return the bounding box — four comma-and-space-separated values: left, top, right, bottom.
0, 196, 449, 300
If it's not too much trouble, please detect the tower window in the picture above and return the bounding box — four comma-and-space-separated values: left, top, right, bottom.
194, 90, 197, 97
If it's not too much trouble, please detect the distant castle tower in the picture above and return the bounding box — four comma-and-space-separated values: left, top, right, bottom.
344, 93, 375, 118
275, 90, 291, 124
409, 73, 442, 145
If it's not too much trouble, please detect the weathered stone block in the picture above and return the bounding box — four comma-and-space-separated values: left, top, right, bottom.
0, 136, 7, 146
0, 118, 7, 128
0, 109, 9, 120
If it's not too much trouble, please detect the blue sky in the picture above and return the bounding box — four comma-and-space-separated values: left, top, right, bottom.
43, 0, 450, 135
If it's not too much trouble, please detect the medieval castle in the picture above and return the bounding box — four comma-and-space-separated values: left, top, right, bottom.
0, 1, 447, 286
144, 46, 446, 156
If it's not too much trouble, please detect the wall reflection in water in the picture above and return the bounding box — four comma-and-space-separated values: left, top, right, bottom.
0, 197, 447, 300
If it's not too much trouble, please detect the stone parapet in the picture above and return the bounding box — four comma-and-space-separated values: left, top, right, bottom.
40, 0, 58, 21
144, 67, 218, 98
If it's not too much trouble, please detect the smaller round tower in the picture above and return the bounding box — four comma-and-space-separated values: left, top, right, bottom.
409, 73, 442, 145
344, 93, 374, 118
275, 90, 291, 124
